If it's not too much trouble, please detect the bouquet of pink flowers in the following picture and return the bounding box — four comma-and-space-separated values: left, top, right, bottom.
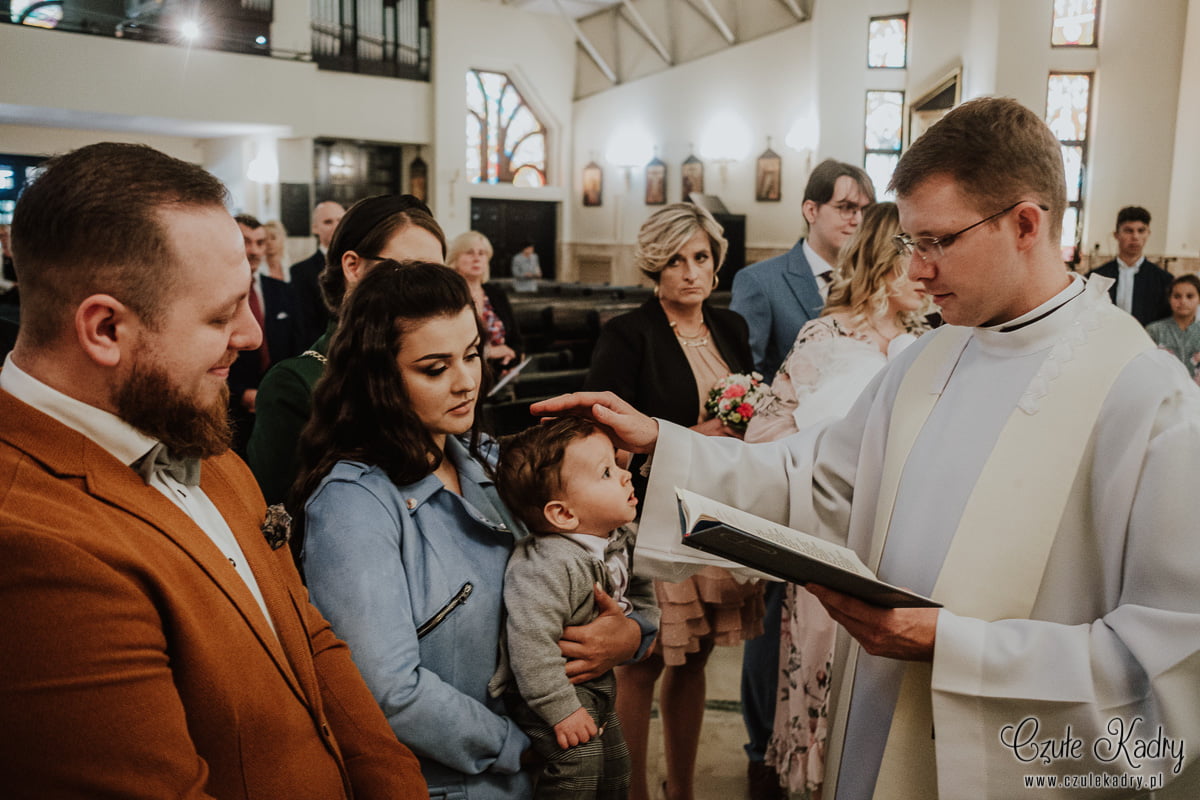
705, 372, 774, 433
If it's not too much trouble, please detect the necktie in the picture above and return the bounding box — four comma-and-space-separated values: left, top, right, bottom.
247, 286, 271, 373
134, 442, 201, 487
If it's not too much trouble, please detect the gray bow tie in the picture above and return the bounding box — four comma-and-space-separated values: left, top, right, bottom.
134, 442, 201, 487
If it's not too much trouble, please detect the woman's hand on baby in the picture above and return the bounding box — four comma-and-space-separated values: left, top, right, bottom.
559, 585, 641, 683
553, 707, 598, 750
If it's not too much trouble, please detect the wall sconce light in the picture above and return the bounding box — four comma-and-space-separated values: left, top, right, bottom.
246, 138, 279, 184
246, 154, 278, 184
606, 125, 654, 189
699, 112, 751, 186
786, 112, 820, 174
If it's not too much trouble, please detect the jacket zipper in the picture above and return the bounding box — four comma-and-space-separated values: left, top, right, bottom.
416, 582, 473, 639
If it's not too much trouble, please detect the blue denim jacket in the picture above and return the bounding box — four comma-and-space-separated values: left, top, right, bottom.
303, 437, 532, 800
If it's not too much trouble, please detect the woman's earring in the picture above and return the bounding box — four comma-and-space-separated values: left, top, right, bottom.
653, 283, 660, 297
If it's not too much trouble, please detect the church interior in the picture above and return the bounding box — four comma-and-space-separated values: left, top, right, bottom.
4, 1, 1200, 797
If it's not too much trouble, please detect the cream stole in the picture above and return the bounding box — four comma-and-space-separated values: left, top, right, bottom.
828, 303, 1151, 800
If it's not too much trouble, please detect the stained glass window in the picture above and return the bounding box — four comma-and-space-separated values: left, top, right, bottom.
864, 91, 904, 199
10, 0, 63, 27
1047, 72, 1092, 262
1052, 0, 1098, 47
864, 154, 900, 201
1047, 74, 1091, 141
466, 69, 547, 186
868, 15, 908, 69
1061, 145, 1083, 203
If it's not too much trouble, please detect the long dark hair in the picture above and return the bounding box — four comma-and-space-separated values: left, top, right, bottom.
289, 260, 492, 526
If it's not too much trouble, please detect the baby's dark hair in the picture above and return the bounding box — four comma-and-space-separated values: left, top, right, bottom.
495, 417, 602, 534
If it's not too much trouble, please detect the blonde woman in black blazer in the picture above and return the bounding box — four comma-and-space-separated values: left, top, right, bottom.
583, 203, 762, 800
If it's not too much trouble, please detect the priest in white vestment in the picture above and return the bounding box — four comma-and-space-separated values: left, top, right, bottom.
533, 97, 1200, 799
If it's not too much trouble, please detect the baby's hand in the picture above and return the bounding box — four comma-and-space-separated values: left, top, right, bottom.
553, 707, 598, 749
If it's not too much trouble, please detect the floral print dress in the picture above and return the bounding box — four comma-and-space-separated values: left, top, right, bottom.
752, 316, 918, 799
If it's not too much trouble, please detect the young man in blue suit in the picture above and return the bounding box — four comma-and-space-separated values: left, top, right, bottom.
729, 158, 874, 799
731, 159, 875, 381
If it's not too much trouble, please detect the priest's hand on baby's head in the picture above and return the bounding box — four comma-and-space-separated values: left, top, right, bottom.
529, 392, 660, 454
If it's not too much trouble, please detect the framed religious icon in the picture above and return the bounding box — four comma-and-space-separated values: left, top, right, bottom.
582, 161, 603, 207
681, 154, 704, 197
645, 157, 667, 205
408, 149, 428, 202
756, 143, 782, 202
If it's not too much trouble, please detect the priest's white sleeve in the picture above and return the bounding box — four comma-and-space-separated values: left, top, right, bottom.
640, 364, 890, 559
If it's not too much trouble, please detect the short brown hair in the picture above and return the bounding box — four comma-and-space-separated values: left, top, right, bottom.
804, 158, 876, 206
12, 142, 228, 346
635, 202, 727, 283
1116, 206, 1151, 230
889, 96, 1066, 242
319, 194, 446, 317
495, 417, 601, 534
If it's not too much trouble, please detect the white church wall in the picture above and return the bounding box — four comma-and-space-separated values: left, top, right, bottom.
1165, 0, 1200, 266
430, 0, 578, 242
570, 21, 822, 285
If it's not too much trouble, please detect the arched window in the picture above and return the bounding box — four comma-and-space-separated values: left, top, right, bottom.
466, 69, 547, 187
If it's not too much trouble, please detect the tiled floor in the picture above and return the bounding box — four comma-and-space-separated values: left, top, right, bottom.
642, 642, 756, 800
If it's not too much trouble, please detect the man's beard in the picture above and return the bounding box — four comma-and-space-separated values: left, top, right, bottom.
115, 358, 232, 460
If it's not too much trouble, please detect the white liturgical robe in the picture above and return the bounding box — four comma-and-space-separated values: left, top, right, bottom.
641, 276, 1200, 799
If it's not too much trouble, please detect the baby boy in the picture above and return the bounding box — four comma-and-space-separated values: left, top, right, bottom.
490, 417, 659, 799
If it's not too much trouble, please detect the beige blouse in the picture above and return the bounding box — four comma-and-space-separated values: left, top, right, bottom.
678, 334, 731, 424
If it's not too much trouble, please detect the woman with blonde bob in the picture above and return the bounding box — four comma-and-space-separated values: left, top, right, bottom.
584, 202, 763, 800
745, 201, 931, 799
447, 230, 522, 369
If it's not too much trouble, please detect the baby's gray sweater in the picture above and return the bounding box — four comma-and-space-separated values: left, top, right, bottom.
489, 525, 660, 726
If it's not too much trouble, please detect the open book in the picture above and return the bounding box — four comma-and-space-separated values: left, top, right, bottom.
676, 488, 941, 609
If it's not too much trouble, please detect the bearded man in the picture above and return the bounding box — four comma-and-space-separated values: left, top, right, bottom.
0, 142, 426, 799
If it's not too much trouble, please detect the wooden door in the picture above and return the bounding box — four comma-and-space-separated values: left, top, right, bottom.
469, 198, 558, 281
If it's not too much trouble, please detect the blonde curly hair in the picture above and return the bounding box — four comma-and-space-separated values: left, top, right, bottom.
824, 201, 930, 334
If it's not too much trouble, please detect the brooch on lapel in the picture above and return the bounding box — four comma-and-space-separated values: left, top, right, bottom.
261, 503, 293, 551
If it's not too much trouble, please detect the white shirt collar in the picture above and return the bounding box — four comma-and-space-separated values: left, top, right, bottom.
972, 274, 1088, 357
561, 532, 610, 559
802, 239, 834, 278
1117, 255, 1145, 271
0, 354, 157, 467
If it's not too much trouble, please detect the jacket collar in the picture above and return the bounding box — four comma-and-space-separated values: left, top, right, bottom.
782, 238, 824, 319
640, 296, 746, 372
401, 435, 493, 510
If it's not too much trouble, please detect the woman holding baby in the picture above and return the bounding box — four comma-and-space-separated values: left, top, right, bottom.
290, 260, 651, 799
